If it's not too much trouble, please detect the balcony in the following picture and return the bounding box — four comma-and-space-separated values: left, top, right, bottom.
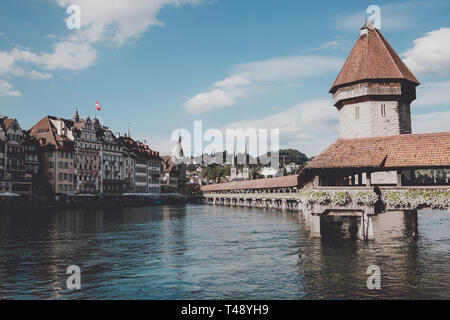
8, 165, 26, 171
7, 152, 25, 159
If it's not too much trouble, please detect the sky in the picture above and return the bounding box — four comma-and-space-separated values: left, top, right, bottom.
1, 0, 450, 157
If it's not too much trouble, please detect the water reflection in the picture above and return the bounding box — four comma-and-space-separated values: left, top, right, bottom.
0, 206, 449, 299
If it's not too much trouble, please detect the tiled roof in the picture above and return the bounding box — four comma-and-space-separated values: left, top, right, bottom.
305, 132, 450, 169
29, 116, 74, 151
74, 121, 84, 130
330, 28, 420, 93
161, 156, 174, 173
200, 174, 299, 192
119, 136, 162, 161
0, 117, 18, 131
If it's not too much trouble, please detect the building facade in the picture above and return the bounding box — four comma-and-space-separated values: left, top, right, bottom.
29, 116, 75, 194
120, 135, 162, 194
100, 129, 126, 193
23, 132, 41, 193
0, 116, 37, 194
71, 116, 103, 193
230, 151, 250, 181
29, 112, 162, 196
161, 136, 187, 193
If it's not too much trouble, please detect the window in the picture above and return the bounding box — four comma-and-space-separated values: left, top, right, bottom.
381, 104, 386, 118
355, 106, 360, 120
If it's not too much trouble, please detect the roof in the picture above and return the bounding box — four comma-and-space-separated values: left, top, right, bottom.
0, 117, 19, 132
119, 136, 162, 161
29, 116, 74, 152
200, 174, 299, 192
330, 27, 420, 93
305, 132, 450, 169
161, 155, 175, 173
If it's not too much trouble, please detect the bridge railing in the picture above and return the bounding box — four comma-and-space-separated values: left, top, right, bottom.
202, 192, 301, 200
202, 185, 450, 212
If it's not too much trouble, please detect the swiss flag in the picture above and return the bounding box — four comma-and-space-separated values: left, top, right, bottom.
95, 101, 101, 111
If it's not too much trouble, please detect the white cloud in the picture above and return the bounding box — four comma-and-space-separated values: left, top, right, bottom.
321, 40, 340, 50
26, 70, 53, 80
413, 80, 450, 107
233, 56, 342, 83
0, 80, 22, 97
214, 74, 251, 88
145, 136, 175, 156
403, 28, 450, 76
184, 55, 343, 113
223, 99, 339, 156
1, 0, 203, 95
55, 0, 202, 46
11, 42, 97, 71
412, 111, 450, 133
184, 89, 239, 114
0, 50, 53, 80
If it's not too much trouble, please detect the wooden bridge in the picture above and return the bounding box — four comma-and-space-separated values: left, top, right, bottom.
197, 180, 450, 241
197, 132, 450, 241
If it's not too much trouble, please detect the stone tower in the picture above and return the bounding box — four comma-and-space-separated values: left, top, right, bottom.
330, 22, 420, 138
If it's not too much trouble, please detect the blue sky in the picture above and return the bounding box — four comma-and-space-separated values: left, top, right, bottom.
1, 0, 450, 156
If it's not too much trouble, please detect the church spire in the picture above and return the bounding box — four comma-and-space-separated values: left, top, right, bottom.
73, 108, 80, 122
174, 131, 184, 158
243, 143, 249, 168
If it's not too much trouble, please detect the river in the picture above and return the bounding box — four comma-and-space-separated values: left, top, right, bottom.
0, 204, 449, 299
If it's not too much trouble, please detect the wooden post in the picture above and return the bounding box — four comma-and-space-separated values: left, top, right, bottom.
397, 170, 402, 187
310, 214, 321, 238
313, 175, 319, 187
366, 171, 371, 187
358, 211, 374, 241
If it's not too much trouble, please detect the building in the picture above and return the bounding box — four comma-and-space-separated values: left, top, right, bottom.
0, 116, 30, 194
99, 128, 126, 193
161, 156, 187, 193
71, 116, 103, 193
257, 166, 284, 179
23, 132, 41, 193
119, 135, 136, 192
31, 112, 163, 195
120, 135, 162, 194
161, 135, 187, 193
29, 116, 75, 194
230, 150, 250, 181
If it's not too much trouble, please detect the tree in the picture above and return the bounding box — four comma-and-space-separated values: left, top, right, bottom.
279, 149, 309, 167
